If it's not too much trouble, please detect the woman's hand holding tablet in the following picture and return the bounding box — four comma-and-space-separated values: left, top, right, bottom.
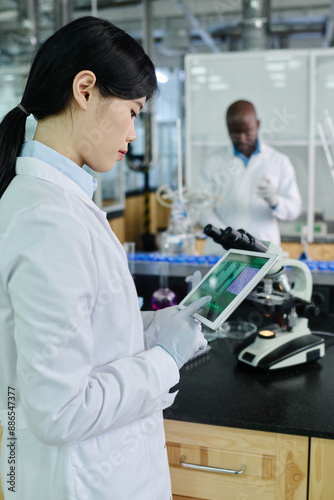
155, 295, 211, 369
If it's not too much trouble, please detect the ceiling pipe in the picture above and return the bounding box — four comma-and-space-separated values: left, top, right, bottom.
142, 0, 154, 58
74, 0, 142, 10
173, 0, 220, 53
17, 0, 39, 48
322, 0, 334, 47
241, 0, 271, 50
54, 0, 73, 30
209, 16, 326, 39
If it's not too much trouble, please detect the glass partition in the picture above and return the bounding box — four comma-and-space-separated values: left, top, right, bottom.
314, 53, 334, 236
185, 49, 334, 242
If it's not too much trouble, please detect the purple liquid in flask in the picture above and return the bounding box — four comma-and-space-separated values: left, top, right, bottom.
151, 287, 178, 310
151, 260, 177, 310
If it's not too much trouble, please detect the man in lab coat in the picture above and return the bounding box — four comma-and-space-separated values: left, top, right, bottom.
199, 100, 302, 252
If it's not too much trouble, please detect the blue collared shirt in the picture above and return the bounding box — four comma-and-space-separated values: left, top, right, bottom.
233, 139, 261, 166
20, 140, 98, 199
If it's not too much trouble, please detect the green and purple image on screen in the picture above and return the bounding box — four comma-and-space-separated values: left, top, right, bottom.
180, 249, 278, 329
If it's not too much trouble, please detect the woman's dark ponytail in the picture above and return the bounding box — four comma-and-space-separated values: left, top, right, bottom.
0, 107, 29, 198
0, 16, 158, 198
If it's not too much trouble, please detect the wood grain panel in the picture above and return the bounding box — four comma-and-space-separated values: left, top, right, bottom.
165, 420, 308, 500
276, 434, 308, 500
124, 193, 170, 250
108, 216, 125, 244
164, 420, 278, 455
309, 438, 334, 499
173, 496, 201, 500
281, 242, 334, 260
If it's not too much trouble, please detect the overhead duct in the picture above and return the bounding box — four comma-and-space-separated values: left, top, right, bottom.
11, 0, 40, 60
54, 0, 73, 30
18, 0, 39, 40
173, 0, 220, 53
242, 0, 270, 51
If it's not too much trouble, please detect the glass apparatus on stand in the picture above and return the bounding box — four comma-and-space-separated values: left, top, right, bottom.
157, 118, 197, 256
152, 118, 193, 308
160, 200, 197, 255
151, 260, 178, 310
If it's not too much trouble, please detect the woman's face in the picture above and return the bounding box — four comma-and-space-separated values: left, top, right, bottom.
78, 95, 146, 173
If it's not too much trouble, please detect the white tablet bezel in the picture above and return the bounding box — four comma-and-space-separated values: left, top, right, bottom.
178, 249, 279, 330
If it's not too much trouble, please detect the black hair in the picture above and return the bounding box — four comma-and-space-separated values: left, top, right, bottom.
0, 16, 158, 198
226, 100, 257, 123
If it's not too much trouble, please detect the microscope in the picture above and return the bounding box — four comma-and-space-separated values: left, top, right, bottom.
204, 225, 325, 370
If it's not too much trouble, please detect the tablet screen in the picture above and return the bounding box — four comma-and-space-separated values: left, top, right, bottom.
179, 249, 278, 329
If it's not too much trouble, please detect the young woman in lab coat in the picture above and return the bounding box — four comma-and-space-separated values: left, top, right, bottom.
0, 17, 209, 500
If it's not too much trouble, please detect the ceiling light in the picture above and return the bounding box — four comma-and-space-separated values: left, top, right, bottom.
2, 75, 15, 82
156, 70, 168, 83
269, 73, 287, 80
266, 62, 286, 72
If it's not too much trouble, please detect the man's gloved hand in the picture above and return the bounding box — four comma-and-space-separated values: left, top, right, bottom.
257, 176, 278, 208
155, 295, 211, 369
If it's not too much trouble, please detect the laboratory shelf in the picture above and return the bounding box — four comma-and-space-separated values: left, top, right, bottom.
131, 253, 334, 285
130, 253, 219, 278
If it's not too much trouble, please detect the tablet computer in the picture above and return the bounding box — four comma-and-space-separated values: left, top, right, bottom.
178, 249, 279, 330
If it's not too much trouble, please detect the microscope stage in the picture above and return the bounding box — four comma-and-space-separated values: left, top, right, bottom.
236, 331, 325, 370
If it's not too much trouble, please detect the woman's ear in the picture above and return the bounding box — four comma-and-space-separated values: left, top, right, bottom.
72, 70, 97, 110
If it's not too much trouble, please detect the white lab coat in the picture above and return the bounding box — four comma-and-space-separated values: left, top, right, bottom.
199, 141, 302, 252
0, 157, 179, 500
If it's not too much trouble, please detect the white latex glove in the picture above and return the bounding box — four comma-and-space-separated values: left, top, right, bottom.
143, 270, 203, 349
257, 176, 278, 208
188, 270, 207, 360
155, 295, 211, 369
191, 270, 202, 289
142, 306, 179, 349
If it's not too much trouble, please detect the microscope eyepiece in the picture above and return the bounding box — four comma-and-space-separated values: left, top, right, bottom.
203, 224, 222, 240
204, 224, 268, 253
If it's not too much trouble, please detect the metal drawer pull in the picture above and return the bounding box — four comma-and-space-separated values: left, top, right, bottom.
180, 456, 246, 475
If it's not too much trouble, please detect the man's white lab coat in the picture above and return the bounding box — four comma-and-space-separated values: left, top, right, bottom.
199, 141, 302, 251
0, 157, 179, 500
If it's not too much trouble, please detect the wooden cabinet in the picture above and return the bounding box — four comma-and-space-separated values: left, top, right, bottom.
164, 420, 309, 500
1, 421, 333, 499
309, 438, 334, 499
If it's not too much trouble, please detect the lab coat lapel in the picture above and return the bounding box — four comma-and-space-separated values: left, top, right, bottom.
16, 157, 99, 212
16, 157, 122, 251
88, 203, 125, 255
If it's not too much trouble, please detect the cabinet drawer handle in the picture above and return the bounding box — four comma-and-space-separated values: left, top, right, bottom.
180, 456, 246, 475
